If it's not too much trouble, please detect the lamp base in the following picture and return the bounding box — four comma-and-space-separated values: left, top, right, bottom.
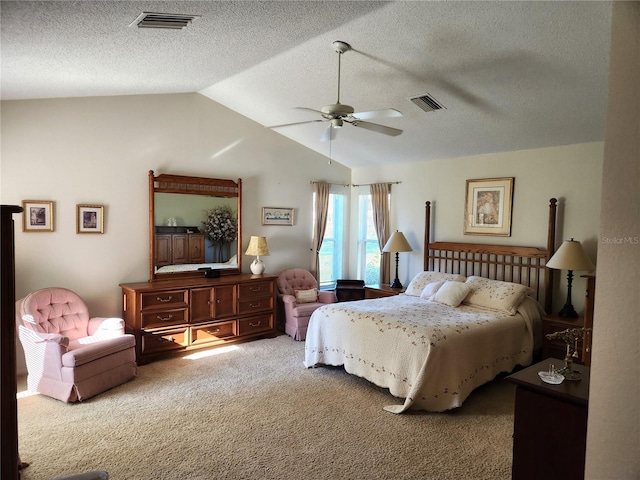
557, 303, 578, 318
250, 258, 265, 275
389, 278, 403, 289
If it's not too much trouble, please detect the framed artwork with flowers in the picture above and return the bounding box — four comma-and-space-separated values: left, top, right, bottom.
464, 177, 514, 236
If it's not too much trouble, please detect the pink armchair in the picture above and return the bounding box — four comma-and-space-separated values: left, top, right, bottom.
16, 287, 136, 403
276, 269, 337, 341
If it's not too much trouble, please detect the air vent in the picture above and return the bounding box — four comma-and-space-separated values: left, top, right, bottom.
410, 94, 445, 113
129, 12, 200, 30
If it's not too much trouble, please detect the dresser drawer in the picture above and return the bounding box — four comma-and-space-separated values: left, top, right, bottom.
190, 321, 237, 345
141, 327, 188, 354
238, 280, 274, 300
141, 289, 188, 310
141, 308, 188, 329
238, 313, 273, 336
238, 295, 274, 315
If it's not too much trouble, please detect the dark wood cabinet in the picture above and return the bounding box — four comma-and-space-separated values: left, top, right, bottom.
506, 359, 589, 480
120, 274, 277, 364
155, 231, 204, 267
1, 205, 22, 480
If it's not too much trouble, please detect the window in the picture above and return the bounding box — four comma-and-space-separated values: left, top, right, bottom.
357, 193, 381, 285
316, 190, 345, 288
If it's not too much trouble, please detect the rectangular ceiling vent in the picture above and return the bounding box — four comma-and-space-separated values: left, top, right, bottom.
130, 12, 200, 30
410, 93, 445, 113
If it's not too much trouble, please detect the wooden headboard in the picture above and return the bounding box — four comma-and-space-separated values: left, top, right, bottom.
424, 198, 558, 313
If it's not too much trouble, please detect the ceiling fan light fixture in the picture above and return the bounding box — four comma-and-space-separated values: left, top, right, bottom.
331, 118, 343, 128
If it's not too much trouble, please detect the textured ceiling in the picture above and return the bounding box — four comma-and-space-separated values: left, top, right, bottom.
0, 1, 612, 168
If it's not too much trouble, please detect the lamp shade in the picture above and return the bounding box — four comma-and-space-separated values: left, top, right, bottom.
382, 231, 413, 253
547, 239, 595, 272
245, 236, 270, 256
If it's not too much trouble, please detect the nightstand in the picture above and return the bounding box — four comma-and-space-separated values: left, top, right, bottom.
541, 313, 584, 362
506, 358, 589, 480
364, 284, 405, 299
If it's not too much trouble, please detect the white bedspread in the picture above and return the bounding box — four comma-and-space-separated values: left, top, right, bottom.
304, 295, 539, 413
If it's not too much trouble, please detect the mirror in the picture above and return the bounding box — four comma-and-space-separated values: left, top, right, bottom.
149, 170, 242, 281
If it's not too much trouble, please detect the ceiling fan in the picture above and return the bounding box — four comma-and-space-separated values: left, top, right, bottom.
267, 41, 403, 142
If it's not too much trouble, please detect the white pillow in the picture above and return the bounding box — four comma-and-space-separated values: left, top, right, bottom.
420, 281, 445, 300
404, 271, 467, 296
432, 281, 472, 307
295, 288, 318, 304
462, 276, 534, 315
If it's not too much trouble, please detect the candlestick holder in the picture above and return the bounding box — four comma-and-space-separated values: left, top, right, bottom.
545, 327, 590, 381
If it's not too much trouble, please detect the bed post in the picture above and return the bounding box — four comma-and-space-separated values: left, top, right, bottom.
545, 198, 558, 313
424, 201, 431, 272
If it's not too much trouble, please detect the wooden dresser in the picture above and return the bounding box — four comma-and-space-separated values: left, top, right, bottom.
506, 358, 589, 480
120, 274, 277, 364
155, 228, 205, 267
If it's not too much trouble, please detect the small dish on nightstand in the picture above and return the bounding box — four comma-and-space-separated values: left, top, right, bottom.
538, 370, 565, 384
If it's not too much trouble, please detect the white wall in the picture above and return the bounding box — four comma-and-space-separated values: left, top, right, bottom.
0, 93, 350, 373
351, 142, 603, 314
586, 2, 640, 478
2, 93, 605, 376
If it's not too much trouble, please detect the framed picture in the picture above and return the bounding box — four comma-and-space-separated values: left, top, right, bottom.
464, 177, 514, 236
22, 200, 54, 232
262, 207, 294, 226
76, 204, 104, 234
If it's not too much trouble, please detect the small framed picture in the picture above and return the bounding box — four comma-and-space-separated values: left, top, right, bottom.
76, 204, 104, 234
464, 177, 514, 236
22, 200, 54, 232
262, 207, 294, 226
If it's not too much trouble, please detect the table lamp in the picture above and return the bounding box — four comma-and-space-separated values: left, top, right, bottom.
382, 231, 413, 289
546, 238, 595, 318
245, 236, 269, 274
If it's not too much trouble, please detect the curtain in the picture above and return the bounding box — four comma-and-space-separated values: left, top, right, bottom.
311, 182, 330, 280
370, 183, 391, 284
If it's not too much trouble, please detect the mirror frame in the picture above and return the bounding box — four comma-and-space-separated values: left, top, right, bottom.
149, 170, 242, 281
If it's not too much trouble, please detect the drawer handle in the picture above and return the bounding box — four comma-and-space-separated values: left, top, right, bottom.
249, 287, 262, 292
156, 314, 173, 322
159, 335, 174, 343
249, 302, 262, 308
205, 328, 220, 335
249, 320, 262, 327
207, 300, 221, 304
156, 295, 173, 303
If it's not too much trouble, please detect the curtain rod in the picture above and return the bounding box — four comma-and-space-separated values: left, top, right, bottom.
351, 181, 401, 187
310, 181, 402, 187
310, 181, 350, 187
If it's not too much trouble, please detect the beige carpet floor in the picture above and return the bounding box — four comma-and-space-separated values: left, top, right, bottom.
17, 335, 516, 479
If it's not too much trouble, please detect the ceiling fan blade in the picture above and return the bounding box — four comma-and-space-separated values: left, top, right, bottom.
295, 107, 324, 115
266, 119, 325, 129
350, 120, 403, 137
351, 108, 402, 120
320, 125, 337, 142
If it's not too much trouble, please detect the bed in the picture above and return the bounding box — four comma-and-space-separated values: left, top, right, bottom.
304, 198, 558, 413
155, 255, 237, 274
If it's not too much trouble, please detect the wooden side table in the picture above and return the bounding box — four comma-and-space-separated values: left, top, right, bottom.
506, 359, 589, 480
364, 284, 405, 299
541, 313, 584, 361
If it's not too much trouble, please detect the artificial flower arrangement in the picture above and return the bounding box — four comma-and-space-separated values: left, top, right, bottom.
201, 205, 237, 261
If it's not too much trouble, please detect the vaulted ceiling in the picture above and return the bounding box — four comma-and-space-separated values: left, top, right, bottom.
0, 1, 612, 168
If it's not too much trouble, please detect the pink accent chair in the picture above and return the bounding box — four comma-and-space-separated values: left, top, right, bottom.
16, 287, 136, 403
276, 269, 337, 341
